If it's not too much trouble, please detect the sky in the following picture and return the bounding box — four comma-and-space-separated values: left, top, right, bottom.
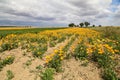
0, 0, 120, 27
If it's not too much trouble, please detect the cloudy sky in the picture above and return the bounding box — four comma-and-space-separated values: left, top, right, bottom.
0, 0, 120, 27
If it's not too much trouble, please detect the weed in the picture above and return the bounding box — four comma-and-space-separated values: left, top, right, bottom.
25, 60, 32, 66
41, 68, 54, 80
81, 59, 89, 67
0, 56, 15, 71
6, 70, 14, 80
47, 55, 62, 72
1, 43, 11, 51
36, 65, 43, 70
49, 41, 56, 47
103, 68, 118, 80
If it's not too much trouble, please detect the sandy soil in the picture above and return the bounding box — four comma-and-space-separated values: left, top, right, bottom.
0, 48, 44, 80
54, 58, 103, 80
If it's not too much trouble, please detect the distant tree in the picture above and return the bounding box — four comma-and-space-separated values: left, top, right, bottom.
84, 22, 90, 27
68, 23, 75, 27
92, 25, 95, 27
79, 23, 84, 27
99, 25, 102, 27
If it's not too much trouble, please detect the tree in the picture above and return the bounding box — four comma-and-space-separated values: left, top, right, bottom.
84, 22, 90, 27
68, 23, 75, 27
79, 23, 84, 27
92, 25, 95, 27
99, 25, 102, 27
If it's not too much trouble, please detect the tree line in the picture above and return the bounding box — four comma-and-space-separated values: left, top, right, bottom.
68, 22, 101, 27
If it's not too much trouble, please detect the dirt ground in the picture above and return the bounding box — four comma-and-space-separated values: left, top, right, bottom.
54, 58, 102, 80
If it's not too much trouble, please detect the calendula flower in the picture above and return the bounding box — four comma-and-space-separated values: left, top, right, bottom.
86, 47, 93, 54
60, 56, 64, 60
114, 49, 119, 53
98, 48, 104, 54
54, 50, 58, 53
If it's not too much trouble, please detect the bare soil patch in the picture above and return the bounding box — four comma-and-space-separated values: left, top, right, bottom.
54, 58, 103, 80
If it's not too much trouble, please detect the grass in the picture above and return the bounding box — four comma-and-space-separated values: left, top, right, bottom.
91, 27, 120, 39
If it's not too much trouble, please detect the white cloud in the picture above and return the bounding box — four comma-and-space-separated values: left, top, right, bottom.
0, 0, 120, 26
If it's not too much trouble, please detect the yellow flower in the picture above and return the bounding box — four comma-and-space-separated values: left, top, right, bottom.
98, 48, 104, 54
54, 50, 58, 53
114, 49, 119, 53
37, 52, 41, 55
45, 60, 49, 63
60, 56, 64, 60
60, 50, 63, 54
86, 48, 93, 54
58, 53, 63, 57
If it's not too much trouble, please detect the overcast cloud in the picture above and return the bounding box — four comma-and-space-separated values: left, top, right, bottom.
0, 0, 120, 27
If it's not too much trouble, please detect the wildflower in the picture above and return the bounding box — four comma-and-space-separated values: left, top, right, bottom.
54, 50, 58, 54
114, 49, 119, 53
60, 56, 64, 60
86, 47, 94, 54
58, 53, 63, 57
98, 48, 104, 54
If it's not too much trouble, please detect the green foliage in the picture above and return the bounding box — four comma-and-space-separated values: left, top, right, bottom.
0, 43, 11, 51
91, 50, 118, 80
97, 54, 114, 68
79, 23, 84, 27
32, 51, 43, 58
0, 56, 15, 71
68, 23, 75, 27
36, 65, 43, 70
49, 41, 56, 47
74, 43, 87, 60
99, 25, 102, 27
41, 68, 54, 80
81, 59, 89, 67
0, 42, 18, 52
84, 22, 90, 27
32, 45, 47, 58
92, 25, 95, 27
57, 36, 66, 43
6, 70, 14, 80
3, 56, 15, 65
47, 55, 62, 72
103, 68, 118, 80
0, 61, 3, 71
25, 60, 32, 66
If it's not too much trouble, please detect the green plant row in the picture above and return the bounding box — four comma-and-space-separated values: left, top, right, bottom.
0, 56, 15, 71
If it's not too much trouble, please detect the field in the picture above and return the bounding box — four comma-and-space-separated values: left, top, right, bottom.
0, 27, 120, 80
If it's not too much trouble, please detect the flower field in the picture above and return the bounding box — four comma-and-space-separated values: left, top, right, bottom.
0, 28, 120, 80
